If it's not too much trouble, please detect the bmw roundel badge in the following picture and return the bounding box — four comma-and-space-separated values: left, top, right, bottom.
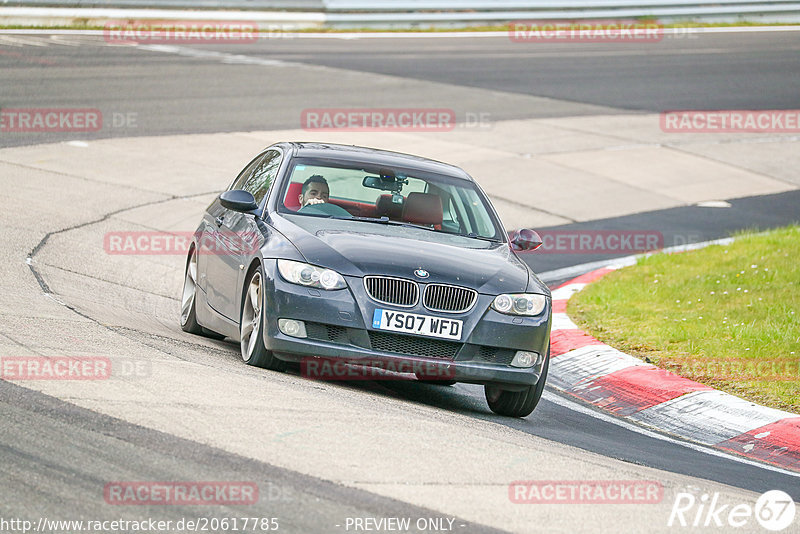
414, 269, 430, 279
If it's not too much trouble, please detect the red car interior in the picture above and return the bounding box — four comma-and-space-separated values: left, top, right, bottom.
284, 182, 303, 210
283, 182, 441, 228
402, 192, 443, 229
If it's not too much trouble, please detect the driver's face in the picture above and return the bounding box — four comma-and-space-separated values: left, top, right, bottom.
299, 182, 329, 207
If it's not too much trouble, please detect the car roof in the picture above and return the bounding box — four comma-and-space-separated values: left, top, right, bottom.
283, 142, 473, 181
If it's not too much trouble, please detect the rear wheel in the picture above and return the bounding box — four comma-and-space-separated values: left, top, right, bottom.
180, 248, 225, 339
484, 347, 549, 417
240, 265, 285, 371
180, 248, 204, 335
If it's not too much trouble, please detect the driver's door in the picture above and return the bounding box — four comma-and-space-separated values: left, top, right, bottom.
204, 150, 281, 321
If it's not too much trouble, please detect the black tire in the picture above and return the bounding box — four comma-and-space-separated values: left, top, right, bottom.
484, 346, 549, 418
180, 247, 226, 339
240, 264, 285, 371
180, 247, 204, 335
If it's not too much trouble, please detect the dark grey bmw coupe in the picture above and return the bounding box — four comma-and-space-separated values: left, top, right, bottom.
181, 142, 551, 417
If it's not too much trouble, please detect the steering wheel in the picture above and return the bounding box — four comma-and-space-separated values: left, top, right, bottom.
298, 202, 353, 218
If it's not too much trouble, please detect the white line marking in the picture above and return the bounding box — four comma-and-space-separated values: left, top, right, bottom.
542, 390, 800, 478
630, 390, 795, 445
551, 283, 587, 300
0, 35, 48, 47
47, 34, 99, 47
696, 200, 732, 208
549, 345, 650, 390
136, 44, 288, 67
551, 312, 578, 331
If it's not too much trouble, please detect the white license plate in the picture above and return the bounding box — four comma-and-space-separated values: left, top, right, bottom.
372, 309, 462, 340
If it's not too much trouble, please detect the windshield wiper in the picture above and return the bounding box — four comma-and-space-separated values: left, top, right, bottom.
334, 215, 390, 224
334, 216, 501, 240
456, 232, 503, 243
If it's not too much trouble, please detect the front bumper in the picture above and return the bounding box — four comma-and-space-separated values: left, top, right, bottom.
261, 261, 551, 387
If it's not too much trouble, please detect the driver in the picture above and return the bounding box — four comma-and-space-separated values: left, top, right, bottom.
298, 175, 329, 208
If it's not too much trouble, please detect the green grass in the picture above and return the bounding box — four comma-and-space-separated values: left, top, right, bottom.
568, 226, 800, 412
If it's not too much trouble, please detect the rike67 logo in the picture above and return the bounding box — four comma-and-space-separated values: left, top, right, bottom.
668, 490, 796, 531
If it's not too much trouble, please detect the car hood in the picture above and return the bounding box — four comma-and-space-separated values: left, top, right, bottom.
271, 214, 531, 294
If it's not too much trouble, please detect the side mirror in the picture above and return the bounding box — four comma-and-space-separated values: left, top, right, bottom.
220, 190, 259, 213
510, 229, 543, 251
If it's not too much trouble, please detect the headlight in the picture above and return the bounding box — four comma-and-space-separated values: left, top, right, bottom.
277, 260, 346, 290
492, 293, 547, 316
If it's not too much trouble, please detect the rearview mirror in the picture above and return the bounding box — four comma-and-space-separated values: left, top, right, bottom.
362, 175, 397, 191
510, 229, 543, 251
220, 190, 259, 213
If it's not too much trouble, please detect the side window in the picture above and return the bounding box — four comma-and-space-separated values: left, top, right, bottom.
231, 155, 263, 191
230, 150, 281, 204
444, 196, 463, 230
448, 188, 472, 235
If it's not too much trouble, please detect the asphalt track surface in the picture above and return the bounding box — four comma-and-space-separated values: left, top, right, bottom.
2, 30, 800, 532
2, 31, 800, 146
1, 381, 501, 533
526, 189, 800, 281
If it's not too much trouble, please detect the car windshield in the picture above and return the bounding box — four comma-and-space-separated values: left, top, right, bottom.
277, 158, 504, 241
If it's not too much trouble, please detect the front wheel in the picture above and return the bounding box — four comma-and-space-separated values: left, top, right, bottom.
484, 347, 549, 417
240, 265, 285, 371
